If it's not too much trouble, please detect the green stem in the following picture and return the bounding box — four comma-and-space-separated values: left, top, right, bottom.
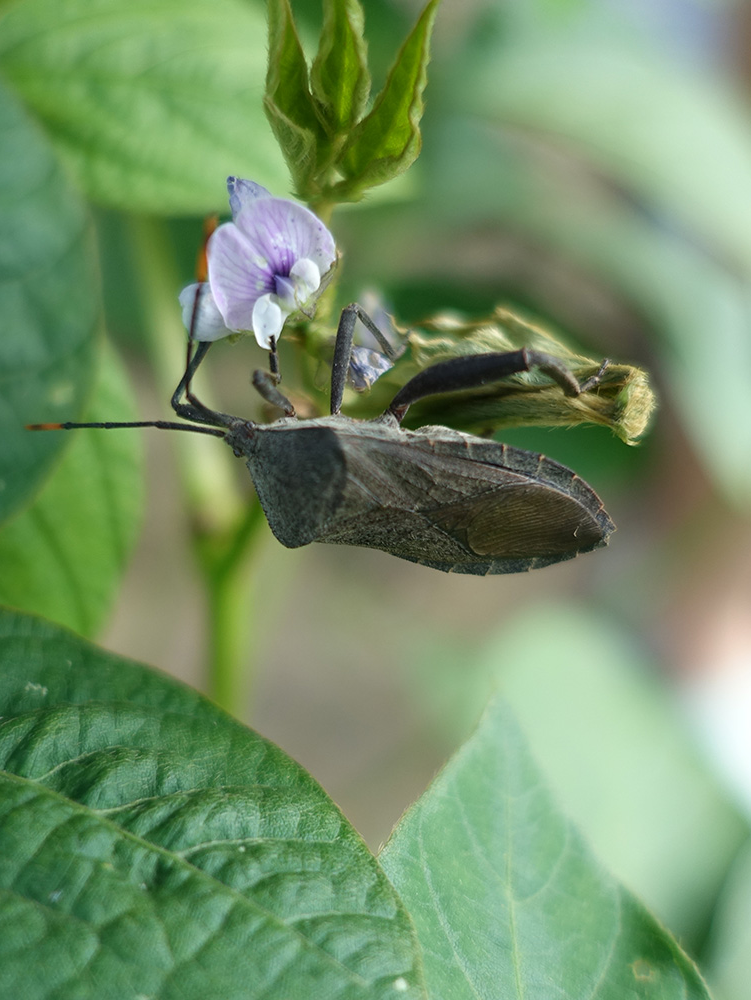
200, 501, 267, 713
126, 214, 264, 716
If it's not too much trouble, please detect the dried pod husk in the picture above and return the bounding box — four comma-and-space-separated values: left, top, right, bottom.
395, 308, 655, 445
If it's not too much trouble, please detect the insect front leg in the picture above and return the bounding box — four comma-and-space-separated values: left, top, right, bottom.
170, 339, 233, 429
251, 369, 296, 417
170, 340, 218, 425
386, 348, 610, 423
171, 285, 235, 429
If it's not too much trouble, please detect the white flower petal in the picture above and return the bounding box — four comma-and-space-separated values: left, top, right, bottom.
227, 176, 271, 220
290, 258, 321, 304
179, 283, 232, 341
251, 294, 285, 349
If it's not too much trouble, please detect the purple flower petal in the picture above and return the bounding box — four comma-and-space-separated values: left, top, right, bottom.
207, 222, 276, 332
227, 176, 271, 220
234, 197, 336, 279
349, 346, 394, 390
202, 179, 338, 348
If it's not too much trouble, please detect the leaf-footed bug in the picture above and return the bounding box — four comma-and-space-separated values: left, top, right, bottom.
29, 300, 614, 575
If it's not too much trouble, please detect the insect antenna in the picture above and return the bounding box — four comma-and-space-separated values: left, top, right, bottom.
27, 419, 226, 438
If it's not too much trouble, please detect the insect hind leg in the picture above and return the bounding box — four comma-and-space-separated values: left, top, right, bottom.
386, 348, 610, 423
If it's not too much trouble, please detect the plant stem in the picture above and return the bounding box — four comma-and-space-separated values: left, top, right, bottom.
200, 501, 267, 714
127, 214, 264, 716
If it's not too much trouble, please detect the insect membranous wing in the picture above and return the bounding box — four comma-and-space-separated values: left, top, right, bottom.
427, 483, 606, 558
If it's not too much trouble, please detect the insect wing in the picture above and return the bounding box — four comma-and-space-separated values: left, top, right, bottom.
318, 425, 615, 574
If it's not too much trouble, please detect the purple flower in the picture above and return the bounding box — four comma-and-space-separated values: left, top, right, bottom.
180, 178, 337, 349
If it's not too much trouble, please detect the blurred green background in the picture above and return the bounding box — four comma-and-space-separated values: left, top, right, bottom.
2, 0, 751, 995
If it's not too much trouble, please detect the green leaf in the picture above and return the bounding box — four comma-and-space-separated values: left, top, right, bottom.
0, 342, 143, 637
705, 838, 751, 1000
408, 602, 748, 949
310, 0, 371, 136
423, 110, 751, 504
0, 608, 426, 1000
338, 0, 439, 198
265, 0, 326, 195
380, 698, 711, 1000
467, 38, 751, 277
0, 76, 98, 527
0, 0, 287, 213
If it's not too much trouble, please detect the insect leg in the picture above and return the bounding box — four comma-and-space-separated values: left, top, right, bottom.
330, 304, 398, 415
268, 335, 281, 383
350, 306, 400, 360
169, 340, 221, 425
387, 348, 609, 423
171, 285, 236, 429
330, 304, 357, 416
251, 369, 296, 417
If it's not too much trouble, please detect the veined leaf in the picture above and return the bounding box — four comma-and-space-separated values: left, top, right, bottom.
0, 77, 97, 526
380, 698, 711, 1000
0, 342, 143, 637
0, 0, 287, 213
0, 608, 426, 1000
338, 0, 439, 199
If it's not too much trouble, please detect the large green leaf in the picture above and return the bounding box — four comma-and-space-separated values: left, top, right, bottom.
0, 342, 143, 637
380, 698, 711, 1000
0, 608, 425, 1000
408, 602, 748, 949
705, 838, 751, 1000
0, 76, 98, 526
0, 0, 287, 213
